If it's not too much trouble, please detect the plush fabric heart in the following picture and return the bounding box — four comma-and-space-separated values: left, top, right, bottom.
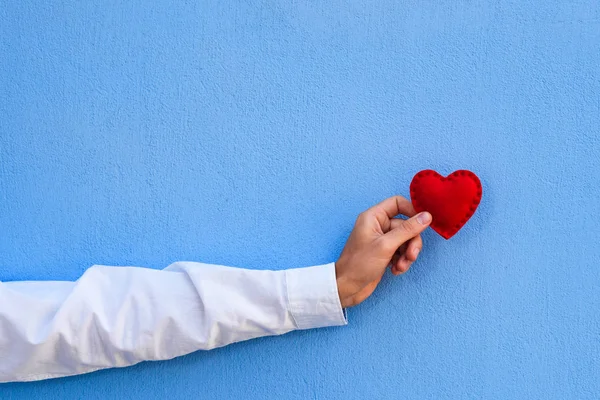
409, 170, 482, 239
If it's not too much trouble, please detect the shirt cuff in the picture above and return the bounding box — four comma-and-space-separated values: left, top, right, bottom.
285, 262, 348, 330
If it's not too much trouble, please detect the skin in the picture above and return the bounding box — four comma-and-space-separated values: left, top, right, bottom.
335, 195, 432, 308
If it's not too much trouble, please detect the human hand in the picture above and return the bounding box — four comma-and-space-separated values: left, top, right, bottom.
335, 196, 432, 308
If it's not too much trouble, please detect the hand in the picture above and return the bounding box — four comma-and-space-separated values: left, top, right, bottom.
335, 196, 432, 308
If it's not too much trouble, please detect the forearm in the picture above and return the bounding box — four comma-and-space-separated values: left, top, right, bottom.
0, 262, 346, 383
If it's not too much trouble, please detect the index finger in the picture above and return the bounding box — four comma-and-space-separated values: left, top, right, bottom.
367, 195, 417, 221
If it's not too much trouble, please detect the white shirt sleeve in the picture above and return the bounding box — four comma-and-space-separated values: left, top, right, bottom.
0, 261, 347, 383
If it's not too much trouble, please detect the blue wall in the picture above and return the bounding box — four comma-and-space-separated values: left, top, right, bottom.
1, 1, 599, 398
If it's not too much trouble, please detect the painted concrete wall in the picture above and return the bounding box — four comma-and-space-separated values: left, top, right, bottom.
1, 1, 599, 398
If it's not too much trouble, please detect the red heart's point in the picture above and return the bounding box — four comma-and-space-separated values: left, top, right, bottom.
410, 169, 482, 239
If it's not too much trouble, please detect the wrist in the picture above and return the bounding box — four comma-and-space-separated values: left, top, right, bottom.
334, 262, 354, 308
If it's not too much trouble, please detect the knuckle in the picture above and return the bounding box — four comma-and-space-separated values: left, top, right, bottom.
356, 212, 368, 224
400, 219, 417, 232
394, 195, 407, 206
376, 237, 394, 253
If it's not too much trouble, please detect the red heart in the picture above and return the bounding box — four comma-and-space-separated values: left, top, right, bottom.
410, 170, 482, 239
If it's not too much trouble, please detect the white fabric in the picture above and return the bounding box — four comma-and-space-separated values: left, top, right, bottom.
0, 262, 346, 383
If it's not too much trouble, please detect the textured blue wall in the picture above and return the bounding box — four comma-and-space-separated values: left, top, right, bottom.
1, 1, 599, 398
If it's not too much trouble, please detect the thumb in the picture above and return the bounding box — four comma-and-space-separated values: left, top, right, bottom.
381, 212, 432, 252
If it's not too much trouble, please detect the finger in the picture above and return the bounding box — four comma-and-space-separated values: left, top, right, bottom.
384, 213, 414, 235
391, 252, 414, 275
389, 240, 408, 265
392, 235, 423, 275
391, 252, 401, 274
390, 243, 406, 265
388, 220, 425, 247
366, 196, 417, 230
388, 218, 404, 231
389, 225, 421, 273
392, 235, 423, 274
404, 235, 423, 262
380, 212, 432, 254
393, 254, 413, 275
390, 245, 404, 275
368, 195, 416, 218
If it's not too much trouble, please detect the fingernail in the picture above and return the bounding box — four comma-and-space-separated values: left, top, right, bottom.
417, 212, 432, 225
414, 248, 421, 257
